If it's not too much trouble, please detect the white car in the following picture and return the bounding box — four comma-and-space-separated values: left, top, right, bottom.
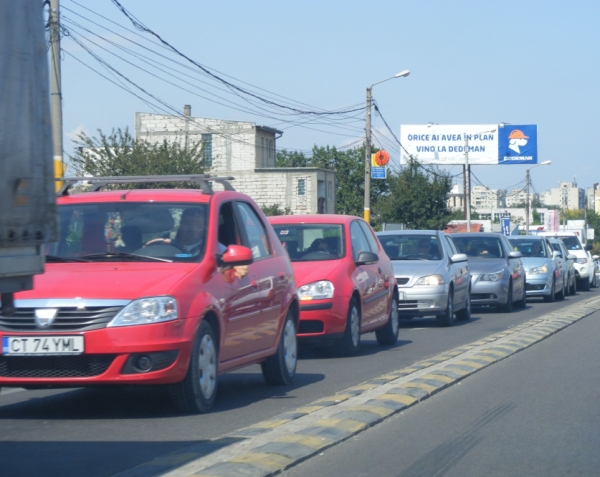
535, 232, 596, 291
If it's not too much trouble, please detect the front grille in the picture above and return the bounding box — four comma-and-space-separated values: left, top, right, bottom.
298, 320, 324, 334
525, 283, 545, 291
0, 354, 117, 378
398, 300, 418, 309
396, 277, 410, 285
0, 306, 123, 332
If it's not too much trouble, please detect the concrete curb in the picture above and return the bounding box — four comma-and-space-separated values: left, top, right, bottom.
119, 297, 600, 477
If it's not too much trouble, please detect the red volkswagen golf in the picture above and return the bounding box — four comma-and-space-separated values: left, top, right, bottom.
0, 176, 299, 413
268, 214, 399, 355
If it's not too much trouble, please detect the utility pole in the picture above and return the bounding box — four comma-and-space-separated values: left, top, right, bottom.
49, 0, 63, 187
364, 86, 372, 223
464, 135, 470, 232
525, 168, 530, 235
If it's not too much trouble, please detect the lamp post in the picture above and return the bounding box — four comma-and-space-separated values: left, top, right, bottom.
525, 160, 551, 235
364, 70, 410, 223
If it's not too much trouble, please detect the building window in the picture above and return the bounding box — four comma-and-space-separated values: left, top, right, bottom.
297, 179, 306, 196
201, 134, 212, 167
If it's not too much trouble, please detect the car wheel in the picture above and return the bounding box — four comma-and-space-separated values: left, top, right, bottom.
455, 289, 471, 321
170, 320, 218, 414
544, 278, 556, 302
334, 297, 361, 356
436, 291, 454, 327
592, 273, 598, 289
262, 310, 297, 385
557, 276, 566, 301
572, 276, 577, 295
500, 281, 514, 312
376, 294, 399, 346
515, 285, 527, 309
579, 276, 591, 292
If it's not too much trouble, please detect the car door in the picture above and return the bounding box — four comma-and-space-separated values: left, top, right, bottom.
444, 233, 469, 306
502, 236, 524, 299
349, 220, 381, 329
234, 201, 281, 350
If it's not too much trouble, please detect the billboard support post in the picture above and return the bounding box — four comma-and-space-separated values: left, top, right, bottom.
465, 135, 471, 233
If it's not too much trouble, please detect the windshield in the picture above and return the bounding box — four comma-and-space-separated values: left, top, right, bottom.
508, 239, 548, 258
451, 236, 505, 258
558, 236, 582, 250
272, 224, 344, 261
377, 234, 443, 261
48, 203, 208, 262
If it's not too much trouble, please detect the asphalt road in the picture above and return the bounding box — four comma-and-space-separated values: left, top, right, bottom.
1, 290, 597, 477
281, 305, 600, 477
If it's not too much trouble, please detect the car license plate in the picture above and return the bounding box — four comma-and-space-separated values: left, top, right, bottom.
2, 336, 84, 356
398, 292, 406, 301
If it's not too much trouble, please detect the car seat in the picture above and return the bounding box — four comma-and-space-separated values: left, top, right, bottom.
119, 225, 143, 253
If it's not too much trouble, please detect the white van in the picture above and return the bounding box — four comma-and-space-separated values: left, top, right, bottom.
535, 232, 596, 291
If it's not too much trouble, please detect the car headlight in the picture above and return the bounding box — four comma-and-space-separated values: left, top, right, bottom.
415, 275, 444, 286
576, 258, 588, 264
298, 280, 334, 300
479, 270, 504, 282
528, 265, 548, 275
108, 296, 178, 327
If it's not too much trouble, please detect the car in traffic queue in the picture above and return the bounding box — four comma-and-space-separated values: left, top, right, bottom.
508, 236, 567, 302
376, 230, 471, 327
268, 214, 399, 356
546, 237, 577, 296
535, 231, 596, 291
0, 176, 299, 414
594, 255, 600, 286
449, 232, 526, 312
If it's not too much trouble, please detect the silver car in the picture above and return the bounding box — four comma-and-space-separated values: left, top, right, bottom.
547, 237, 577, 296
508, 236, 566, 302
376, 230, 471, 327
449, 233, 526, 312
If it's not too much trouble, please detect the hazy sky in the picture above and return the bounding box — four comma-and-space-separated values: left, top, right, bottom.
58, 0, 600, 196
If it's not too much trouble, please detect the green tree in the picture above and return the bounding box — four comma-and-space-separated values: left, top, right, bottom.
277, 145, 389, 223
261, 204, 292, 216
376, 158, 452, 230
69, 127, 208, 189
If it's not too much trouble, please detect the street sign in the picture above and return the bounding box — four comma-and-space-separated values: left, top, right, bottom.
501, 217, 511, 236
371, 166, 386, 179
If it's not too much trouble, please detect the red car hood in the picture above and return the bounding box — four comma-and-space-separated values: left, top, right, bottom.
291, 259, 344, 286
17, 263, 196, 300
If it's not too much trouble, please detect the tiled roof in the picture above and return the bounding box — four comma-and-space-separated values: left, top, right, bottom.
443, 223, 483, 233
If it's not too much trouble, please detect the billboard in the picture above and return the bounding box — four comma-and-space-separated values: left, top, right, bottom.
400, 124, 538, 165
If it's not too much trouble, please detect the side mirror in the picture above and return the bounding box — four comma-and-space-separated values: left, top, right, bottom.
355, 251, 379, 265
552, 251, 562, 259
450, 253, 468, 263
567, 254, 577, 261
218, 245, 253, 266
508, 251, 522, 259
585, 244, 593, 251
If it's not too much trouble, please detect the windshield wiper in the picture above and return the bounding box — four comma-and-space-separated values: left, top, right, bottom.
77, 252, 172, 263
46, 255, 90, 263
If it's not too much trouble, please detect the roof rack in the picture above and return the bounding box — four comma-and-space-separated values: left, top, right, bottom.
56, 175, 235, 196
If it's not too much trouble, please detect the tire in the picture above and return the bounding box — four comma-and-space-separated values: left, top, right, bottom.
435, 291, 454, 327
262, 310, 297, 385
500, 281, 514, 312
571, 276, 577, 295
170, 320, 218, 414
557, 276, 566, 301
544, 278, 556, 302
515, 285, 527, 309
334, 297, 361, 356
592, 273, 598, 289
579, 276, 591, 292
376, 295, 399, 345
455, 289, 471, 321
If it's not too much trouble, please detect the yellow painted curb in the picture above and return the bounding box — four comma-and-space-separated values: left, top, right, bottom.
230, 452, 292, 470
276, 434, 335, 449
315, 418, 366, 433
376, 393, 418, 406
347, 404, 394, 418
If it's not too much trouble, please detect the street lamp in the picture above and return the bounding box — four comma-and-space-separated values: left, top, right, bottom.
525, 160, 551, 235
364, 70, 410, 223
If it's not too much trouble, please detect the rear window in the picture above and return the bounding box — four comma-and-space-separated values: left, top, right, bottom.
451, 236, 505, 258
48, 202, 208, 262
377, 234, 443, 261
272, 224, 344, 261
558, 236, 582, 250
